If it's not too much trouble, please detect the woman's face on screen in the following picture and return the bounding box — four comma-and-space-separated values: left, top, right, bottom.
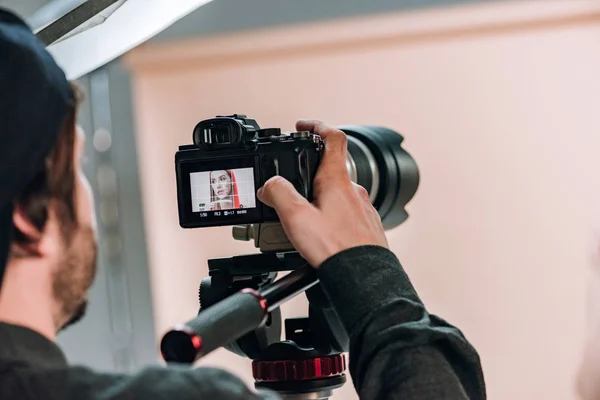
211, 170, 231, 199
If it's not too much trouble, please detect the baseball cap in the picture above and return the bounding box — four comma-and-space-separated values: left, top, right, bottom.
0, 8, 73, 292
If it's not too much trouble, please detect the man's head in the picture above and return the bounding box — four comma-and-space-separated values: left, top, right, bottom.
6, 83, 98, 332
0, 9, 98, 336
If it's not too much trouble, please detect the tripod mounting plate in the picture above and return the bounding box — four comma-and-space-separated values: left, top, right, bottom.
233, 223, 295, 253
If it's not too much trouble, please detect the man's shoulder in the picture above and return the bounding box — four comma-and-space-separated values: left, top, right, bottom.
1, 361, 277, 400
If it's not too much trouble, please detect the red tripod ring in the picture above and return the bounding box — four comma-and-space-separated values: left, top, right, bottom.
252, 354, 346, 382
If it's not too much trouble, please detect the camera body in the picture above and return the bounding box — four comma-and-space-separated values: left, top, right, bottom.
176, 114, 324, 228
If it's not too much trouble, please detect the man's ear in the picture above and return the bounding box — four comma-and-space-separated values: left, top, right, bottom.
11, 205, 43, 257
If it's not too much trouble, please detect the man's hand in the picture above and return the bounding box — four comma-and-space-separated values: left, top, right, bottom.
257, 120, 389, 267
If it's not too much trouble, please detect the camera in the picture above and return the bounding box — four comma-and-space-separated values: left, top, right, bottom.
175, 114, 419, 230
175, 114, 323, 229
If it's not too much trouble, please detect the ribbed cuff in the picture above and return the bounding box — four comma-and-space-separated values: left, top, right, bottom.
316, 245, 422, 333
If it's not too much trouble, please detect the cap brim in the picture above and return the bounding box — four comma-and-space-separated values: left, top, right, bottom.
0, 203, 13, 293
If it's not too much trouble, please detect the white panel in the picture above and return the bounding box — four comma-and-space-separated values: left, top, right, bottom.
47, 0, 213, 79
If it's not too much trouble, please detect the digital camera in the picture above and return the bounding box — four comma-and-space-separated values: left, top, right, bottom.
176, 114, 420, 230
175, 114, 323, 228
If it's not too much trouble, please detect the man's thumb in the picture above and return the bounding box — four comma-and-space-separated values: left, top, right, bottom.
257, 176, 310, 216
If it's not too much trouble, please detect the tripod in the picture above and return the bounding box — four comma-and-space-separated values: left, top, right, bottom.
161, 223, 350, 399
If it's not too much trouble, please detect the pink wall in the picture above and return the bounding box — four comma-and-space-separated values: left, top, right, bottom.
125, 2, 600, 399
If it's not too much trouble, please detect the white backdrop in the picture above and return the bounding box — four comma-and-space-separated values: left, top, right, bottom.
126, 2, 600, 399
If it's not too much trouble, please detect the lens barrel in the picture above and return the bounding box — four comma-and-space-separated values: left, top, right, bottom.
339, 126, 419, 230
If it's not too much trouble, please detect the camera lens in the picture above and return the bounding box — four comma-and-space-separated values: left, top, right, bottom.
338, 126, 419, 230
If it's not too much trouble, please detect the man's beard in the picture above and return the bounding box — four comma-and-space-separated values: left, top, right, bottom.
53, 225, 97, 332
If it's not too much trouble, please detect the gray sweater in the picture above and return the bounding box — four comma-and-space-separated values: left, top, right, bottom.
0, 246, 486, 399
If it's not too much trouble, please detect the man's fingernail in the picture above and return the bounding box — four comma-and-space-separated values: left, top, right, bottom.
257, 187, 264, 199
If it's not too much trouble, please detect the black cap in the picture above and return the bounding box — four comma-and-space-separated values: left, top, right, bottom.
0, 9, 73, 291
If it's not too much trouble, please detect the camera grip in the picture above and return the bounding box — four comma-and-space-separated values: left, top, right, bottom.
160, 289, 268, 364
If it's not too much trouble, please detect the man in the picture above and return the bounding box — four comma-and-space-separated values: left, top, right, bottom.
0, 8, 486, 400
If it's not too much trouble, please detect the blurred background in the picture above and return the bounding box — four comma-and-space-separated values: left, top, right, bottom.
2, 0, 600, 399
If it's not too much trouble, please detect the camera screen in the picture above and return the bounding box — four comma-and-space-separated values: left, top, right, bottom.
190, 168, 256, 213
176, 154, 265, 228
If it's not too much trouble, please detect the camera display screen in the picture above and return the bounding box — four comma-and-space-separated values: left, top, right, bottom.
190, 168, 256, 213
176, 155, 265, 228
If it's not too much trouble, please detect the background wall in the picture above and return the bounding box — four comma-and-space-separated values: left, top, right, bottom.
152, 0, 491, 42
125, 1, 600, 399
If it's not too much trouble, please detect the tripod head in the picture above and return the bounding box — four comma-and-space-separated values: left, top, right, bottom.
161, 223, 349, 399
162, 120, 420, 398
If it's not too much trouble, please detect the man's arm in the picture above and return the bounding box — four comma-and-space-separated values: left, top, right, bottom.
318, 245, 486, 400
257, 119, 486, 399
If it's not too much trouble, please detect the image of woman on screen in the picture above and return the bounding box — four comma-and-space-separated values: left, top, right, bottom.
208, 170, 243, 211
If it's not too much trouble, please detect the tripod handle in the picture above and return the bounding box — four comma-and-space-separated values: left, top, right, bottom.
160, 289, 267, 363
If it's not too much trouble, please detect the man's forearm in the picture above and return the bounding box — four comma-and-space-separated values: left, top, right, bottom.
317, 246, 486, 399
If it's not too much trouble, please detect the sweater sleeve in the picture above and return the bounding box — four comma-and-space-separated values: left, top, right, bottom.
316, 245, 487, 400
